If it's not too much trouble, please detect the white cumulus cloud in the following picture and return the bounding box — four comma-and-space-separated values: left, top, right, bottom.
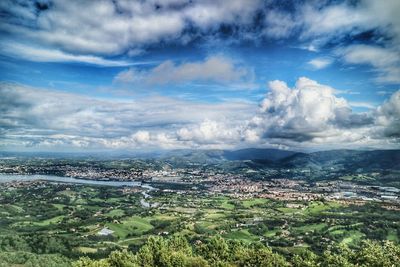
245, 77, 383, 148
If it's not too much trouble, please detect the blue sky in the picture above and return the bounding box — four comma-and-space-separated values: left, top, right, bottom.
0, 0, 399, 151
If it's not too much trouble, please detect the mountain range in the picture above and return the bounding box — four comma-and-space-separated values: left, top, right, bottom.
161, 148, 400, 171
1, 148, 400, 170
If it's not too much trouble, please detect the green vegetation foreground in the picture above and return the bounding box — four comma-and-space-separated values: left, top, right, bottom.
72, 235, 400, 267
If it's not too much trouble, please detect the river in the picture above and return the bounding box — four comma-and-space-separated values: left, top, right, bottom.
0, 173, 154, 189
0, 173, 156, 208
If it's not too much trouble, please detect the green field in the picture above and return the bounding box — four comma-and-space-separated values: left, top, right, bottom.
0, 182, 398, 264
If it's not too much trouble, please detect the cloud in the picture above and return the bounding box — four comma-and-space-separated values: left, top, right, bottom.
114, 68, 144, 83
114, 56, 253, 86
243, 77, 398, 148
1, 0, 399, 87
263, 9, 297, 39
1, 79, 399, 151
0, 0, 261, 56
177, 119, 241, 145
0, 42, 136, 66
298, 0, 400, 43
0, 82, 255, 150
184, 0, 261, 29
260, 1, 400, 85
375, 90, 400, 138
5, 0, 399, 57
300, 2, 373, 39
339, 45, 400, 84
257, 0, 399, 44
255, 77, 361, 141
131, 130, 150, 143
296, 1, 400, 84
307, 57, 333, 70
148, 56, 250, 84
349, 101, 376, 109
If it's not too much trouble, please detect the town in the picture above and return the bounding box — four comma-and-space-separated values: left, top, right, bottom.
1, 156, 399, 206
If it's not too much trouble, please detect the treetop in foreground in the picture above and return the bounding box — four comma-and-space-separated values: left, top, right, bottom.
73, 235, 400, 267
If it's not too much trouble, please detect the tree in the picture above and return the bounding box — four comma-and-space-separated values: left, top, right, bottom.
291, 249, 319, 267
197, 236, 229, 264
235, 247, 290, 267
72, 236, 400, 267
356, 240, 400, 267
73, 256, 110, 267
107, 250, 137, 267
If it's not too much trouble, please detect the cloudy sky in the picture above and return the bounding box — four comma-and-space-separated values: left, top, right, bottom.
1, 0, 399, 152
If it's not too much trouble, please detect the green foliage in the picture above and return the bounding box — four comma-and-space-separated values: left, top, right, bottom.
135, 235, 199, 267
72, 236, 400, 267
356, 240, 400, 267
1, 182, 399, 266
0, 251, 71, 267
73, 256, 109, 267
291, 249, 319, 267
321, 243, 355, 267
196, 236, 230, 264
107, 250, 136, 267
233, 246, 289, 267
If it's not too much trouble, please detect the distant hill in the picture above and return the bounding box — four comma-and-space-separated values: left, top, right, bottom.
222, 148, 299, 161
159, 148, 400, 171
2, 148, 399, 170
159, 149, 225, 164
279, 149, 400, 170
156, 148, 300, 163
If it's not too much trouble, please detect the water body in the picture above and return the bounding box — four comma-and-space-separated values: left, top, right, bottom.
0, 173, 158, 208
0, 173, 154, 190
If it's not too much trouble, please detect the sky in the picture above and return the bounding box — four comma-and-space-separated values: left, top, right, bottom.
0, 0, 399, 152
